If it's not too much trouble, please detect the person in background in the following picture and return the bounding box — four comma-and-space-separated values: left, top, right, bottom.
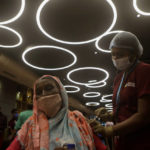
7, 103, 33, 144
8, 109, 18, 133
7, 75, 103, 150
90, 31, 150, 150
0, 106, 7, 149
14, 103, 33, 131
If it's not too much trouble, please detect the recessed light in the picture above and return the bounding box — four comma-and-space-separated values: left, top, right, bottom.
133, 0, 150, 16
95, 30, 124, 53
0, 25, 23, 48
100, 94, 113, 102
83, 92, 101, 98
64, 85, 80, 93
0, 0, 25, 25
85, 102, 100, 106
22, 45, 77, 70
36, 0, 117, 45
67, 67, 109, 88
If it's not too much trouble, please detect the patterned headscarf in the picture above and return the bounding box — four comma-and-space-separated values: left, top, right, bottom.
17, 75, 95, 150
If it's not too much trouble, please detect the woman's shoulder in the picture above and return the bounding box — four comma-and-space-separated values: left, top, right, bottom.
135, 61, 150, 75
69, 110, 84, 118
137, 61, 150, 70
20, 115, 34, 128
68, 110, 87, 123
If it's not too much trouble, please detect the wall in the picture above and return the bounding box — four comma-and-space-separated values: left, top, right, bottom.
0, 75, 21, 121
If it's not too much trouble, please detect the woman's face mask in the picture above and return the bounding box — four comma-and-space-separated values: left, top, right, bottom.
37, 94, 62, 118
36, 78, 62, 118
111, 47, 135, 71
112, 56, 131, 71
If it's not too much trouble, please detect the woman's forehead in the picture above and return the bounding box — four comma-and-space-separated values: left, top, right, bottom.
112, 47, 129, 52
36, 78, 57, 87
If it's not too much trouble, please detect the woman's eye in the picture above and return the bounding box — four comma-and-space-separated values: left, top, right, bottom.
44, 85, 53, 91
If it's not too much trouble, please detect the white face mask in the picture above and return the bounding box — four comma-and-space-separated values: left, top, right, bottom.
112, 56, 131, 71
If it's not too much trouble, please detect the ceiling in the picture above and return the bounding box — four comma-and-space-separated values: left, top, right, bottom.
0, 0, 150, 111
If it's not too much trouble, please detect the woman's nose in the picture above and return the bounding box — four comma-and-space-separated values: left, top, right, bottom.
42, 90, 46, 96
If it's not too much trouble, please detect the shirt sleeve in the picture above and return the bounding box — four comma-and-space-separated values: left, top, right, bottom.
14, 113, 22, 131
6, 137, 22, 150
136, 63, 150, 98
93, 133, 107, 150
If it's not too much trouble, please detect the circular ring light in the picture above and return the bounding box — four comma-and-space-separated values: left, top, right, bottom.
88, 80, 98, 83
100, 94, 113, 102
22, 45, 77, 70
0, 0, 25, 25
36, 0, 117, 45
106, 108, 113, 112
133, 0, 150, 16
86, 81, 106, 88
64, 85, 80, 93
95, 30, 124, 53
0, 25, 23, 48
105, 103, 112, 108
67, 67, 109, 88
106, 107, 113, 109
85, 102, 100, 106
83, 92, 101, 98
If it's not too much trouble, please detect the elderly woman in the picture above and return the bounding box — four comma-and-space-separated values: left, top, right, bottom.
90, 31, 150, 150
7, 75, 107, 150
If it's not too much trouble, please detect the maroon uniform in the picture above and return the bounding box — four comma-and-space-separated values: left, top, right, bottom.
113, 62, 150, 150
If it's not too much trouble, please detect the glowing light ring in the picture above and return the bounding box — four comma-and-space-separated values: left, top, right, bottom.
100, 98, 112, 102
105, 103, 112, 108
0, 0, 25, 25
86, 82, 106, 88
64, 85, 80, 93
106, 109, 113, 112
100, 94, 113, 102
83, 92, 101, 98
85, 102, 100, 106
67, 67, 109, 88
106, 107, 113, 109
95, 30, 124, 53
133, 0, 150, 16
0, 25, 23, 48
88, 80, 98, 83
36, 0, 117, 45
102, 94, 113, 99
22, 45, 77, 70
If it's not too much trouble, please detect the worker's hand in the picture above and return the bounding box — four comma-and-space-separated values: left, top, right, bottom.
88, 119, 100, 128
95, 107, 113, 122
89, 119, 113, 137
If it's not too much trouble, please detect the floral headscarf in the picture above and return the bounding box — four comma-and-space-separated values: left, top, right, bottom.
17, 75, 95, 150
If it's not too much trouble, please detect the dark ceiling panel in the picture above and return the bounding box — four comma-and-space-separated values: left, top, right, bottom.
0, 0, 150, 111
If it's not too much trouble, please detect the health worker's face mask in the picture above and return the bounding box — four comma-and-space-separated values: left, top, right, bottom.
37, 93, 62, 118
112, 56, 132, 71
